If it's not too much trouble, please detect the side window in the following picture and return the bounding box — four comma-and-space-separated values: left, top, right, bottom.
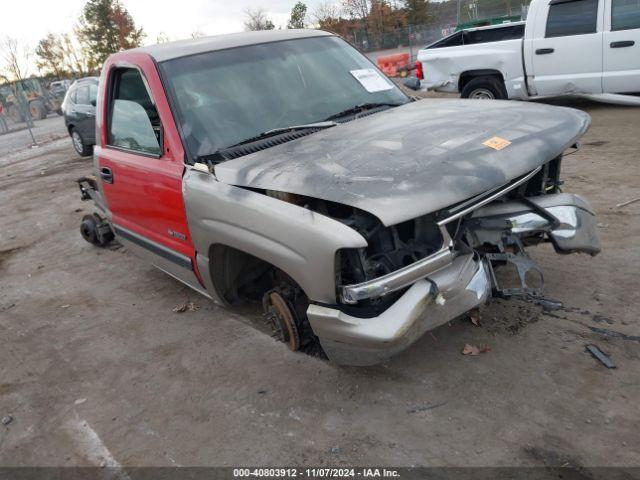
68, 87, 77, 104
76, 85, 90, 105
546, 0, 599, 37
612, 0, 640, 30
108, 68, 161, 156
89, 84, 98, 105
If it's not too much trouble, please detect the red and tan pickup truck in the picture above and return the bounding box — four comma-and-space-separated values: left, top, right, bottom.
78, 30, 600, 366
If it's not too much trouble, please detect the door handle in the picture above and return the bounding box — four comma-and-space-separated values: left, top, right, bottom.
610, 40, 635, 48
100, 167, 113, 184
536, 48, 555, 55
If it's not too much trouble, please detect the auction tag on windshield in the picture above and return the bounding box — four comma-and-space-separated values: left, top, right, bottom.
350, 69, 394, 93
483, 136, 511, 151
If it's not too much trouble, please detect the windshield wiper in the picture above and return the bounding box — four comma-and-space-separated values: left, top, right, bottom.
324, 102, 404, 121
192, 121, 337, 165
229, 121, 337, 148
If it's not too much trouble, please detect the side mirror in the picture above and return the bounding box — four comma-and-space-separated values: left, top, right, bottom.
403, 77, 421, 91
90, 98, 96, 107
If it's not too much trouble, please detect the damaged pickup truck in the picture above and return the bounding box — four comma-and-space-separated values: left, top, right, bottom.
78, 30, 600, 365
413, 0, 640, 100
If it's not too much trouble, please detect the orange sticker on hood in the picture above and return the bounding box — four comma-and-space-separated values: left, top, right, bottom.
483, 136, 511, 150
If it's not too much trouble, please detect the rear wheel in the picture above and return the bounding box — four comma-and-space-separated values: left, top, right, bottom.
71, 127, 92, 157
461, 76, 507, 100
80, 214, 114, 247
29, 100, 47, 120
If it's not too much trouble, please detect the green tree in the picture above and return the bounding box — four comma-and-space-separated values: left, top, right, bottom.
77, 0, 145, 67
288, 2, 308, 29
403, 0, 429, 25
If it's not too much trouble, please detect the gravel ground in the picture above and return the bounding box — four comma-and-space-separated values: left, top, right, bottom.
0, 115, 68, 160
0, 94, 639, 469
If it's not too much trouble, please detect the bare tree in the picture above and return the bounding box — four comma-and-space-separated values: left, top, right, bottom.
341, 0, 371, 22
156, 32, 171, 44
191, 30, 205, 39
1, 36, 31, 81
244, 8, 276, 31
312, 2, 341, 26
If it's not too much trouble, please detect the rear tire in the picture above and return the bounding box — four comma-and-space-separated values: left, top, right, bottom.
71, 127, 92, 157
461, 76, 507, 100
29, 100, 47, 120
80, 215, 99, 245
80, 214, 114, 247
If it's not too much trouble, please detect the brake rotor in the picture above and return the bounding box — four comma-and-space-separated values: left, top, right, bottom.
264, 291, 300, 351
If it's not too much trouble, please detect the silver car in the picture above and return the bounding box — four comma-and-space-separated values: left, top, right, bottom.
78, 30, 600, 366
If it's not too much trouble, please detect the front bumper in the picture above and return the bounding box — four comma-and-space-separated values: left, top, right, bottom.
308, 254, 491, 366
308, 193, 600, 366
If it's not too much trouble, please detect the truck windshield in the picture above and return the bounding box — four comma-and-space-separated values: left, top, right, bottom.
160, 36, 408, 158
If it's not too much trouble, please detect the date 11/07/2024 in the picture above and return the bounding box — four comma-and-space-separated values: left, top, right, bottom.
233, 468, 401, 478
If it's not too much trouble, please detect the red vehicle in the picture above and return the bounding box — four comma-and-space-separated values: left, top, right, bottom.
78, 30, 599, 366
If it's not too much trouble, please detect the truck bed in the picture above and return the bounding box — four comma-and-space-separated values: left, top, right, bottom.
417, 22, 528, 99
426, 22, 525, 49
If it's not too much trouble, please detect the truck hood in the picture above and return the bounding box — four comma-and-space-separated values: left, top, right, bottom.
214, 99, 590, 226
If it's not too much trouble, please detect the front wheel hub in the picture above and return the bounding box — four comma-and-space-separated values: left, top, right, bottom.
263, 291, 300, 351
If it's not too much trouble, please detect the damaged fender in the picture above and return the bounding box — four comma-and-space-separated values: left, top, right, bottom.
468, 193, 601, 256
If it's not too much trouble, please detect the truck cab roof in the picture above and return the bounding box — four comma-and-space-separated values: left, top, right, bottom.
128, 29, 334, 63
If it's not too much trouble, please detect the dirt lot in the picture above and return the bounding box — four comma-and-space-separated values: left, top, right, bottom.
0, 115, 68, 158
0, 97, 639, 469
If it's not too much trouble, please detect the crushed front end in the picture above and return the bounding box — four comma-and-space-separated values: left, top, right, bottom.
307, 156, 600, 366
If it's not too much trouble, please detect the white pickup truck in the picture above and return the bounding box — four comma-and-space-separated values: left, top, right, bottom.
414, 0, 640, 99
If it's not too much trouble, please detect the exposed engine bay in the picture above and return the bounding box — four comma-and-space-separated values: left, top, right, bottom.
322, 155, 596, 314
193, 154, 599, 362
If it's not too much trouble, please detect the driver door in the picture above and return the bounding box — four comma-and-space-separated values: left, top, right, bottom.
97, 58, 199, 288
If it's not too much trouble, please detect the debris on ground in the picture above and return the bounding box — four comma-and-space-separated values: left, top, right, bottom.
585, 344, 616, 369
329, 446, 341, 455
407, 402, 447, 414
2, 415, 13, 425
257, 388, 269, 395
172, 302, 199, 313
532, 297, 563, 312
462, 344, 491, 355
468, 309, 481, 327
588, 326, 640, 342
0, 303, 16, 312
591, 314, 614, 325
615, 197, 640, 209
74, 398, 87, 405
60, 304, 71, 309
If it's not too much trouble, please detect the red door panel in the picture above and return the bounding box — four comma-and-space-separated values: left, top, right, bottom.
99, 149, 192, 258
96, 52, 195, 263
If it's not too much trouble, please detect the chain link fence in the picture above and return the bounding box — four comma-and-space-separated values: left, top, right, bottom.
351, 0, 531, 61
0, 78, 68, 145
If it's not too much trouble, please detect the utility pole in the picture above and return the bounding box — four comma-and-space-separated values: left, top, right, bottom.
457, 0, 462, 26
